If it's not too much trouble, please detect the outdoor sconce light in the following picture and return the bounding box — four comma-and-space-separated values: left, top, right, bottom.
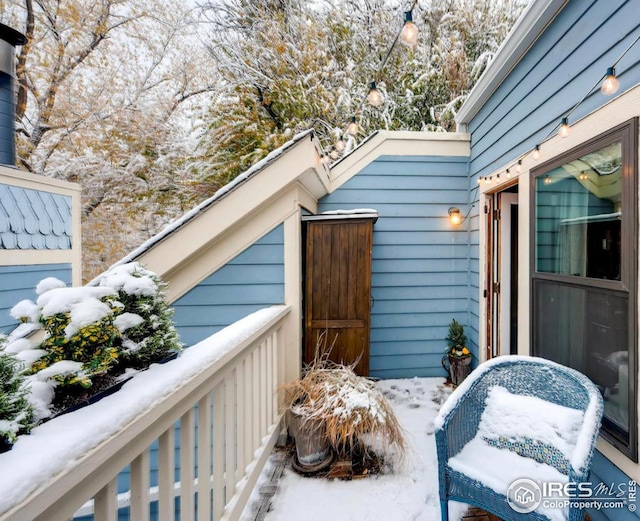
449, 207, 462, 225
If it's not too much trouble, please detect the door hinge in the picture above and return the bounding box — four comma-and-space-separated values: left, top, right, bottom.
493, 209, 501, 221
493, 282, 501, 294
484, 205, 489, 214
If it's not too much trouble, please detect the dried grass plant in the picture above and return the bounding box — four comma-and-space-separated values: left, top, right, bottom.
281, 332, 406, 460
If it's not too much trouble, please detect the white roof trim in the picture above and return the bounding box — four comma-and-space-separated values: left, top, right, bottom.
455, 0, 568, 129
110, 129, 325, 269
329, 130, 470, 192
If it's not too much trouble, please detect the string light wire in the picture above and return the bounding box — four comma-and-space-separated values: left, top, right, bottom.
480, 28, 640, 186
335, 0, 419, 149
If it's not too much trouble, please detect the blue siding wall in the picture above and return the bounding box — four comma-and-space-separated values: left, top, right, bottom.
172, 224, 284, 347
587, 451, 640, 521
0, 73, 14, 167
0, 263, 71, 334
469, 0, 640, 180
319, 155, 470, 379
465, 0, 640, 352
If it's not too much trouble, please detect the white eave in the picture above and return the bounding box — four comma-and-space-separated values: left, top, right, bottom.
330, 130, 470, 192
455, 0, 568, 130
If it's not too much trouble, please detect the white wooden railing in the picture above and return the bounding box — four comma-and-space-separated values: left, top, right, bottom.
1, 305, 291, 521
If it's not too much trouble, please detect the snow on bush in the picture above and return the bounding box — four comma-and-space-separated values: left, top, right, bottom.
0, 336, 35, 445
6, 262, 183, 419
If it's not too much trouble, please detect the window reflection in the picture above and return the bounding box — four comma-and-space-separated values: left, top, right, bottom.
535, 142, 622, 280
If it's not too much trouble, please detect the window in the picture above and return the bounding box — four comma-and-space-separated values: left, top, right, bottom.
532, 119, 638, 460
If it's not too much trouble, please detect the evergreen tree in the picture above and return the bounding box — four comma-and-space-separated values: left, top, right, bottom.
446, 318, 468, 356
0, 337, 35, 446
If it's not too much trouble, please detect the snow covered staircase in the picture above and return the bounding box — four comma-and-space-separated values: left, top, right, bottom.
0, 305, 291, 521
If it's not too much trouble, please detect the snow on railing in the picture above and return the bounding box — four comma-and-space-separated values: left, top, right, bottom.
0, 305, 291, 521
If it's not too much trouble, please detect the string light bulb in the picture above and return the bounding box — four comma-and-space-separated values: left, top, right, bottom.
335, 138, 346, 152
320, 154, 330, 165
516, 160, 522, 173
558, 117, 571, 138
601, 67, 620, 96
477, 177, 482, 184
579, 171, 588, 181
367, 81, 383, 106
399, 11, 418, 47
532, 145, 541, 161
506, 168, 511, 179
347, 116, 359, 136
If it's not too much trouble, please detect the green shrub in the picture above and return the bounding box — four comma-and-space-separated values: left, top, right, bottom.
97, 263, 183, 369
0, 337, 35, 445
7, 262, 182, 417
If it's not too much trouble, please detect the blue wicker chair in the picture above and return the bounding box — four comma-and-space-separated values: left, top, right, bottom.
435, 355, 604, 521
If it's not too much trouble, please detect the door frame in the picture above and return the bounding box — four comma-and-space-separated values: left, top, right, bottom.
484, 185, 519, 360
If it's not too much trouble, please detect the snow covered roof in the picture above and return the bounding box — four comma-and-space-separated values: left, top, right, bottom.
455, 0, 566, 128
112, 129, 322, 269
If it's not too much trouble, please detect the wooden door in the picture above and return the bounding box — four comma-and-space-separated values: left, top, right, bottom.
304, 218, 374, 376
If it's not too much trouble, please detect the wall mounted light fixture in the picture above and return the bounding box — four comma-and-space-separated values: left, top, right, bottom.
449, 207, 462, 225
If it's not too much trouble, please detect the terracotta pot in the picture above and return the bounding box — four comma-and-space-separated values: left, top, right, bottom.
442, 354, 472, 386
286, 408, 333, 473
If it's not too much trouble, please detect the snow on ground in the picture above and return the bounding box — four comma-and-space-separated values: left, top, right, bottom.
244, 377, 470, 521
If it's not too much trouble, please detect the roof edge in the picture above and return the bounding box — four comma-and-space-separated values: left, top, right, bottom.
455, 0, 568, 129
329, 130, 470, 193
110, 129, 319, 270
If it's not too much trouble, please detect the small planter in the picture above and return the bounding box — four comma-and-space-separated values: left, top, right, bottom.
286, 408, 333, 474
442, 354, 472, 386
48, 351, 180, 421
0, 437, 13, 454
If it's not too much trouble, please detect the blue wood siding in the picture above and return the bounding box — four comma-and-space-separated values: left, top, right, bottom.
0, 263, 71, 334
319, 155, 470, 379
587, 450, 640, 521
0, 73, 15, 167
0, 183, 73, 249
172, 225, 284, 347
468, 0, 640, 180
465, 0, 640, 357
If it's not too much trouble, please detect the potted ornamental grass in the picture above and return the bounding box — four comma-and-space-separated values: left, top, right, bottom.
441, 318, 472, 386
280, 342, 405, 474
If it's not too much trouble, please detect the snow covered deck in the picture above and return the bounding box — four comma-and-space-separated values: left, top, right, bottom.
240, 378, 502, 521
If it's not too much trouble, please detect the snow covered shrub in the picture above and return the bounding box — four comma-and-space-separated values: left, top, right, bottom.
96, 263, 183, 369
7, 262, 182, 417
29, 286, 123, 388
0, 336, 35, 447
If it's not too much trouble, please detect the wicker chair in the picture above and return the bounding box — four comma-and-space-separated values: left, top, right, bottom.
435, 355, 604, 521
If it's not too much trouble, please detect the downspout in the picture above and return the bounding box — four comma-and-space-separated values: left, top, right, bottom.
0, 23, 27, 167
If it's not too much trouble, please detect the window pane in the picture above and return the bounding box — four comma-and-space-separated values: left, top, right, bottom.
534, 280, 630, 442
535, 142, 622, 280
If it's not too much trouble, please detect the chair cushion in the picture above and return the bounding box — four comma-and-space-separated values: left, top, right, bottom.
447, 386, 585, 521
477, 385, 584, 472
448, 437, 569, 521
